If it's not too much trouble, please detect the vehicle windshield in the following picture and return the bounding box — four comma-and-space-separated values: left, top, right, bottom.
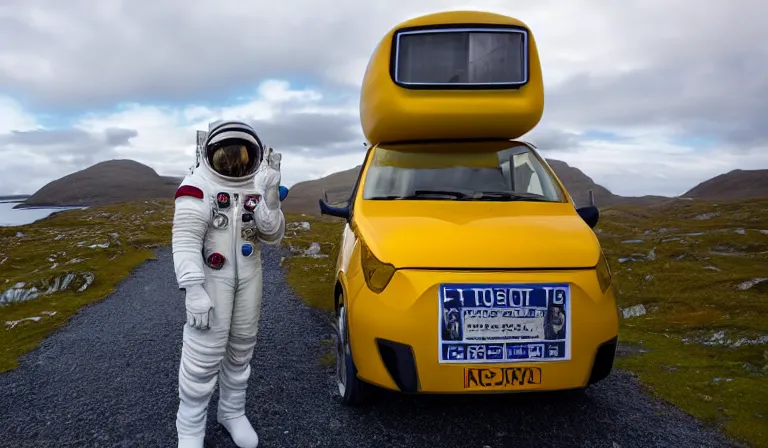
362, 142, 565, 202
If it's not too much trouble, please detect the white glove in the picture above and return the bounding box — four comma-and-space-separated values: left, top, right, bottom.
255, 148, 281, 210
184, 284, 213, 330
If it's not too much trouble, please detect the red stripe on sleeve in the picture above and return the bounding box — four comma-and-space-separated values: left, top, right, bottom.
175, 185, 204, 200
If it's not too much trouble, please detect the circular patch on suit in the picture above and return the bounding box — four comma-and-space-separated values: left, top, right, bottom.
206, 252, 225, 269
242, 213, 254, 223
212, 212, 229, 229
216, 192, 230, 208
241, 243, 254, 257
243, 194, 260, 212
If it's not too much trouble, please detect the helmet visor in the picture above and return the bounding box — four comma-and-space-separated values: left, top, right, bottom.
206, 137, 262, 178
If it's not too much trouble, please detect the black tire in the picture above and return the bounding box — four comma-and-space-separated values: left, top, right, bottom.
335, 297, 371, 406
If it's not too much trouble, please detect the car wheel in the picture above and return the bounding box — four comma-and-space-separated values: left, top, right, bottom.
335, 299, 370, 406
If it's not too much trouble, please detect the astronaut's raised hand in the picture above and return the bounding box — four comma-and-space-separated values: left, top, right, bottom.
184, 284, 213, 331
255, 148, 281, 210
253, 147, 286, 245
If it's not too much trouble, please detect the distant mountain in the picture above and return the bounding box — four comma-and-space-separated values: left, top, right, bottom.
544, 159, 619, 206
281, 158, 672, 214
682, 169, 768, 201
282, 166, 362, 213
544, 159, 670, 207
24, 157, 761, 213
18, 160, 184, 208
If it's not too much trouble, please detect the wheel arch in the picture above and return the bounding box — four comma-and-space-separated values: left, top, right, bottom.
334, 272, 348, 316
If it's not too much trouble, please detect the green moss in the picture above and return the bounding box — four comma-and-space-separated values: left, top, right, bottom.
282, 213, 345, 312
600, 199, 768, 447
0, 199, 173, 373
616, 330, 768, 446
283, 199, 768, 447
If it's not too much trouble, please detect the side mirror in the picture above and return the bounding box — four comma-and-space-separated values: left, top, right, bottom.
576, 205, 600, 229
319, 198, 350, 220
279, 185, 289, 202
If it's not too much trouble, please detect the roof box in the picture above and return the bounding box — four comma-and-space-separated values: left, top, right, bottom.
360, 11, 544, 145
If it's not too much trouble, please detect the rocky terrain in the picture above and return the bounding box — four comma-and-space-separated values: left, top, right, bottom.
0, 199, 173, 372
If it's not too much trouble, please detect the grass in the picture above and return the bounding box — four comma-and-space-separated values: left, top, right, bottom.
282, 212, 346, 313
0, 199, 174, 373
281, 198, 768, 448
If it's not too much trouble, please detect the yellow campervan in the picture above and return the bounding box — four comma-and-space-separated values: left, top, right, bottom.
319, 11, 619, 405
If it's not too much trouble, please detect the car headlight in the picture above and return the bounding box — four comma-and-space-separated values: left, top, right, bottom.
596, 251, 612, 293
360, 241, 396, 294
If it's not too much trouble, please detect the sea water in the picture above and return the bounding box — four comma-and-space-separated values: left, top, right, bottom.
0, 201, 83, 227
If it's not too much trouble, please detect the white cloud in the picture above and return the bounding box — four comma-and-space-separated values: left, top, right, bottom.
0, 80, 364, 194
0, 97, 38, 133
0, 0, 766, 197
542, 139, 768, 197
1, 78, 765, 198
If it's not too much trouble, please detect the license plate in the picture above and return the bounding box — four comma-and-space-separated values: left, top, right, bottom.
438, 283, 570, 364
463, 366, 542, 390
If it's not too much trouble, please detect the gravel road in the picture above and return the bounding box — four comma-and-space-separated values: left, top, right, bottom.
0, 246, 744, 448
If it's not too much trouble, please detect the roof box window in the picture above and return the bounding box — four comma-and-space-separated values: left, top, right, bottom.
394, 27, 528, 87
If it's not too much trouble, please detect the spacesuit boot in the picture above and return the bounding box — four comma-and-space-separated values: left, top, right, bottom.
218, 416, 259, 448
177, 436, 205, 448
172, 121, 285, 448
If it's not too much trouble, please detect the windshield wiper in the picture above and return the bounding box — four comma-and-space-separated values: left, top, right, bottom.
412, 189, 469, 198
471, 191, 554, 202
368, 189, 470, 200
367, 195, 404, 200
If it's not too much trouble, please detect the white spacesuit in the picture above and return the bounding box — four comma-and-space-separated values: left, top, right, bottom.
171, 120, 285, 448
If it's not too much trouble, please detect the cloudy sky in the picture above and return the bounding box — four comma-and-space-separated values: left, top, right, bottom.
0, 0, 765, 197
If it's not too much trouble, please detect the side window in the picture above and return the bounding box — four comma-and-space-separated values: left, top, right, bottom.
348, 147, 373, 220
499, 160, 513, 190
512, 152, 541, 194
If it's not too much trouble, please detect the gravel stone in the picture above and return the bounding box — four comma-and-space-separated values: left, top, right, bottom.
0, 247, 745, 448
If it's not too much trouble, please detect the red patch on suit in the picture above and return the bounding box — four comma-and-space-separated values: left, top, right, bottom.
175, 185, 204, 200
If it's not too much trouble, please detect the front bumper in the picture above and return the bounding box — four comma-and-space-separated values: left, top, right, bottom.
373, 335, 618, 393
347, 268, 619, 394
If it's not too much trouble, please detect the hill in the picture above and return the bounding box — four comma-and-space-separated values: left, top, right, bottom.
18, 158, 766, 212
283, 166, 362, 212
683, 169, 768, 200
282, 158, 672, 214
18, 160, 184, 208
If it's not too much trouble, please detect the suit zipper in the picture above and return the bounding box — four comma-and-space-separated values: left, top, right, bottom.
233, 193, 239, 286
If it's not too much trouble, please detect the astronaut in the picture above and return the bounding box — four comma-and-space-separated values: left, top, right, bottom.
171, 120, 285, 448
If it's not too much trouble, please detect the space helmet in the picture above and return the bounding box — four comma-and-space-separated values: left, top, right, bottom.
203, 120, 264, 179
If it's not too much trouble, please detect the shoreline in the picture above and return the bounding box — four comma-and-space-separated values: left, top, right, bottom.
11, 202, 88, 210
0, 202, 87, 228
